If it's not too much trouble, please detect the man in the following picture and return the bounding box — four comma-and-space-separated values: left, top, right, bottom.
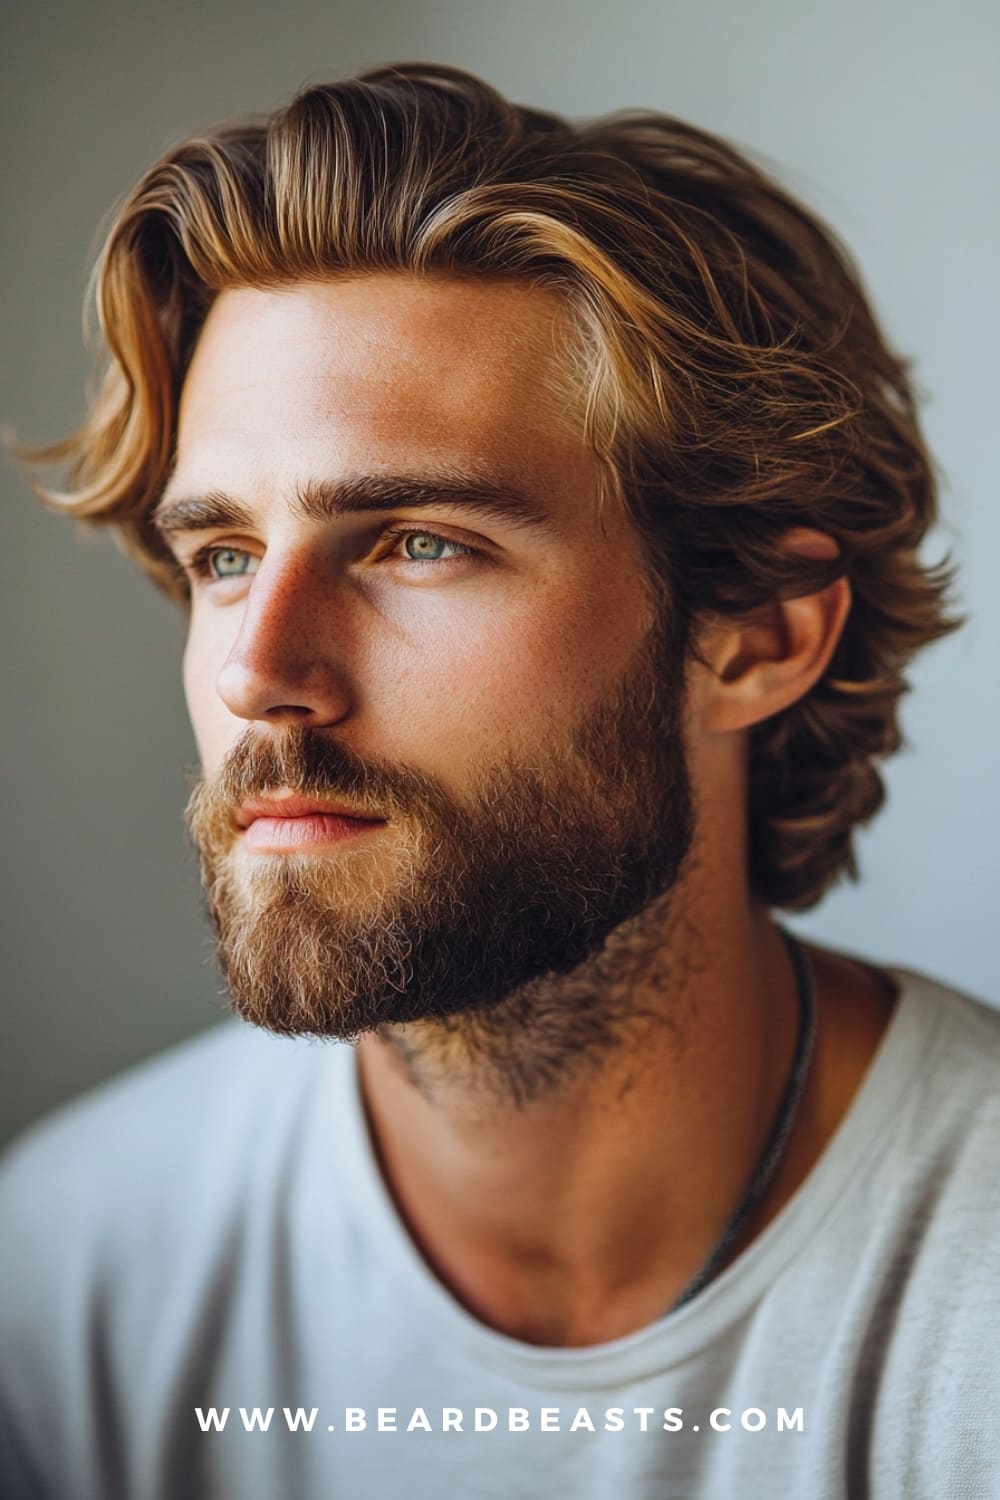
1, 62, 996, 1500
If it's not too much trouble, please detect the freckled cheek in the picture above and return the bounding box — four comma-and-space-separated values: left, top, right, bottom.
368, 600, 631, 768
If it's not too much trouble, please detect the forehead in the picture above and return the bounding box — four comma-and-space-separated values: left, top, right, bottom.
175, 274, 593, 499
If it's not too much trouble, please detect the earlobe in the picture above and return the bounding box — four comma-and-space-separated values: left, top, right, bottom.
698, 531, 851, 736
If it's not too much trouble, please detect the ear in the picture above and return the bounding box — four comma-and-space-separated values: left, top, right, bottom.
695, 528, 851, 735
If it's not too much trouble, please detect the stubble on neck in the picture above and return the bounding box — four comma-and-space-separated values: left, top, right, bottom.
366, 861, 711, 1116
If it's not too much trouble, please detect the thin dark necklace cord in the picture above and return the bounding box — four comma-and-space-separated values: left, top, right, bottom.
664, 927, 818, 1315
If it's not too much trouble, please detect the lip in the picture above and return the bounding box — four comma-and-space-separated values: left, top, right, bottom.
235, 795, 385, 829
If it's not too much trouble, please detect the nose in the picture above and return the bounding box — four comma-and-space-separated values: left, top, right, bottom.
215, 551, 356, 728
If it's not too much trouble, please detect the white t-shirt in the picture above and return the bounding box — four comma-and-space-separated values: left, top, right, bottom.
1, 966, 998, 1499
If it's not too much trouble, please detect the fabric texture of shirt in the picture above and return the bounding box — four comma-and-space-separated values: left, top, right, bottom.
1, 964, 998, 1499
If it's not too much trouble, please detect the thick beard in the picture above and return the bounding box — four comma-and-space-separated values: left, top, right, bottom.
185, 620, 695, 1096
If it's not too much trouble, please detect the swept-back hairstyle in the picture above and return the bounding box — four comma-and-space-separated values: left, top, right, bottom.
20, 62, 958, 909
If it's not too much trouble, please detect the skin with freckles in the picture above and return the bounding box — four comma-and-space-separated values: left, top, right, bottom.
171, 273, 899, 1347
174, 277, 653, 772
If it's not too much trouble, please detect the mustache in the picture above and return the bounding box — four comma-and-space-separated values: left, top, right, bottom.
185, 727, 448, 828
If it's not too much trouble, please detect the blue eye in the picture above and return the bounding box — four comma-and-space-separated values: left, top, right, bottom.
398, 532, 471, 562
208, 547, 257, 579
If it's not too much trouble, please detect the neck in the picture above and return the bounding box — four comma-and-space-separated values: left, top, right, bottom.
356, 880, 805, 1346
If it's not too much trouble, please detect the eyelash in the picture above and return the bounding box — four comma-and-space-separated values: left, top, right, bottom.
181, 526, 482, 582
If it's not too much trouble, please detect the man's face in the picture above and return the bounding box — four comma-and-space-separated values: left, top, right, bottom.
166, 275, 694, 1039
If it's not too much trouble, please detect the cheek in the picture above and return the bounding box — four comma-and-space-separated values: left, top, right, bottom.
176, 558, 653, 784
370, 578, 649, 765
182, 626, 231, 771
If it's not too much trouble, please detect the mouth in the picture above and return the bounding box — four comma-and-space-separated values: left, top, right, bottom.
235, 794, 387, 853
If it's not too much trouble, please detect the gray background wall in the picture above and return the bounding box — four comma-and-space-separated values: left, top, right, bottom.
2, 0, 997, 1146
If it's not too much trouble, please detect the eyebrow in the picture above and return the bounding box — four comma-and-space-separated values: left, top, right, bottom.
149, 472, 552, 541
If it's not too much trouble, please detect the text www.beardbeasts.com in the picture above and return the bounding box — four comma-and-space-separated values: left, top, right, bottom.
194, 1406, 805, 1436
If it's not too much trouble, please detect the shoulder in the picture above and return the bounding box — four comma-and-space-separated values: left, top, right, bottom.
0, 1023, 355, 1495
786, 958, 1000, 1330
0, 1020, 344, 1280
904, 963, 1000, 1045
861, 970, 1000, 1491
862, 965, 1000, 1212
865, 968, 1000, 1345
888, 964, 1000, 1124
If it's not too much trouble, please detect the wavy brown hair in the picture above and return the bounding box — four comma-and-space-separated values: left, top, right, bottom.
18, 62, 959, 909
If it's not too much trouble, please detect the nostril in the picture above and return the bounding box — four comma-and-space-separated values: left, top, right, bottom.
264, 704, 315, 720
214, 616, 356, 728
